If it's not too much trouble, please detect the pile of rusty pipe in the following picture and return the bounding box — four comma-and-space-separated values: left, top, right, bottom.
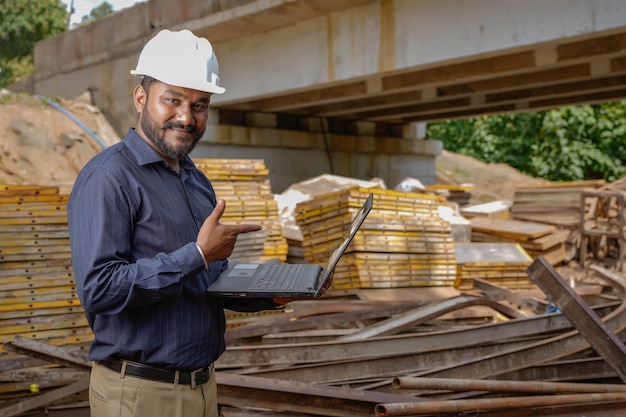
375, 393, 626, 416
393, 376, 626, 394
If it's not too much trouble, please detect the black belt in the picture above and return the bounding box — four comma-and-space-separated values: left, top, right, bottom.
98, 359, 212, 389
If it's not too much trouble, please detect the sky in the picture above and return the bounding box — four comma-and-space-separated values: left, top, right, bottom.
63, 0, 146, 27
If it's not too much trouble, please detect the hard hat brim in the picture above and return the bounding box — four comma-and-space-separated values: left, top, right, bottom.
131, 71, 225, 95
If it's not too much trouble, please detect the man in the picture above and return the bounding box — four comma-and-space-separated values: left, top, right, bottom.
68, 29, 320, 417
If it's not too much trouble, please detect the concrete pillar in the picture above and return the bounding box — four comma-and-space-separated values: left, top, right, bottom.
402, 122, 427, 140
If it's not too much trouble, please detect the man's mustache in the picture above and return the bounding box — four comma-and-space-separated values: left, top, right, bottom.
164, 122, 198, 134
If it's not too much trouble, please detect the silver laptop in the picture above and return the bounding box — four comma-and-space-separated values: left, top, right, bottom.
207, 193, 373, 298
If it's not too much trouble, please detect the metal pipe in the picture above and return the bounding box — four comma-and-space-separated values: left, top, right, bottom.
375, 393, 626, 416
217, 372, 414, 417
393, 376, 626, 394
41, 96, 109, 149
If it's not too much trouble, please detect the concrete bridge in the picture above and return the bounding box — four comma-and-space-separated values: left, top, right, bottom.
27, 0, 626, 192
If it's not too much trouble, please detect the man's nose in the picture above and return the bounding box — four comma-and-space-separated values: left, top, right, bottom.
175, 105, 194, 124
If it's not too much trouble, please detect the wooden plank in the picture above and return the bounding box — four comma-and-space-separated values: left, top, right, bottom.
0, 313, 88, 335
515, 180, 606, 190
0, 306, 83, 321
0, 265, 73, 279
0, 276, 75, 290
0, 299, 81, 315
0, 185, 60, 197
0, 327, 93, 346
469, 217, 555, 241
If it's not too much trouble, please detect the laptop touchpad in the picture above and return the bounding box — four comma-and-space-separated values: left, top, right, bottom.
229, 264, 259, 277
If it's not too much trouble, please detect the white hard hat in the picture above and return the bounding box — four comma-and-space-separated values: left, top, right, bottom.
131, 29, 225, 94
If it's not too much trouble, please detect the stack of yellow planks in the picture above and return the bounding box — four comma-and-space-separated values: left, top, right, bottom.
469, 217, 569, 266
194, 158, 288, 263
454, 242, 534, 290
0, 185, 92, 356
295, 187, 457, 289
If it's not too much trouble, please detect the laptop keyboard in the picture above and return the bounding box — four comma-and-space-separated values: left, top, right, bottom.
251, 264, 303, 290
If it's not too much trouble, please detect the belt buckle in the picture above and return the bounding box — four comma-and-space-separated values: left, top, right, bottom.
190, 366, 210, 389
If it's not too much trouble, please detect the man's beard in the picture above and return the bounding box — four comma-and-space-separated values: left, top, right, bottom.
139, 105, 205, 160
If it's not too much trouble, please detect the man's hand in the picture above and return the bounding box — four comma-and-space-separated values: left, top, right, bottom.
197, 200, 262, 263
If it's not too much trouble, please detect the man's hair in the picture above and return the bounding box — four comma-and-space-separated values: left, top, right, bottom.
140, 75, 158, 93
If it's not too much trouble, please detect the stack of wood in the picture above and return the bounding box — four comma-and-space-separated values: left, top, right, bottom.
424, 184, 473, 206
579, 176, 626, 271
469, 217, 569, 266
0, 185, 93, 358
194, 158, 288, 263
295, 187, 457, 289
460, 200, 511, 220
511, 180, 606, 228
454, 242, 534, 290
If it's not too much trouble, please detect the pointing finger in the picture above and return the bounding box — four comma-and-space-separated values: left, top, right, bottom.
229, 224, 263, 235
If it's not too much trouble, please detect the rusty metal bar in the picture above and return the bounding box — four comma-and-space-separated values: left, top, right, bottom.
218, 299, 595, 368
393, 376, 626, 394
472, 277, 547, 313
241, 303, 617, 386
590, 263, 626, 293
246, 338, 534, 385
443, 400, 626, 417
221, 407, 311, 416
375, 393, 626, 416
338, 295, 524, 342
527, 256, 626, 383
226, 301, 427, 341
358, 280, 626, 390
0, 377, 90, 417
497, 356, 617, 383
216, 372, 414, 417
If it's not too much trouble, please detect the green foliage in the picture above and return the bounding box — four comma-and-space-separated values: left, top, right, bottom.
0, 56, 34, 87
80, 1, 114, 25
0, 0, 67, 87
427, 101, 626, 182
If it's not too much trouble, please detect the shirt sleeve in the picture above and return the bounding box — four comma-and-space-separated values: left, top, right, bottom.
68, 165, 207, 316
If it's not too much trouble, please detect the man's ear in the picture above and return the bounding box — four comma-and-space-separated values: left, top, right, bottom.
133, 84, 147, 113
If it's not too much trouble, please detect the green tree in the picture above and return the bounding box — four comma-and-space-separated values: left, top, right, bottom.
427, 101, 626, 183
80, 1, 114, 25
0, 0, 67, 87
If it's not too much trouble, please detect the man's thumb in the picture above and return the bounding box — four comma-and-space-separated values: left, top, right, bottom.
210, 199, 225, 223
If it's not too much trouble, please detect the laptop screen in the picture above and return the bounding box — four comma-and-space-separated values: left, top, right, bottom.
317, 193, 373, 288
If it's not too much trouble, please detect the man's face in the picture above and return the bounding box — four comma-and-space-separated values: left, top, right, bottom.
133, 81, 212, 162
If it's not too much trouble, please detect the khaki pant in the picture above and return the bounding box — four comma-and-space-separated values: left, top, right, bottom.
89, 361, 218, 417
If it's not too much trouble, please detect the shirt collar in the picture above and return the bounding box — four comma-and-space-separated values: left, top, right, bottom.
123, 128, 195, 170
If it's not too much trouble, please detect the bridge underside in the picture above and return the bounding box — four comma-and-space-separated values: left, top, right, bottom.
31, 0, 626, 134
215, 28, 626, 129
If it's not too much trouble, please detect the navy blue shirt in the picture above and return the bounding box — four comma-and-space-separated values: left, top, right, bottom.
68, 128, 274, 370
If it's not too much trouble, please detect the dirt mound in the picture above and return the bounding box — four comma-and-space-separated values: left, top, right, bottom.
436, 149, 549, 204
0, 90, 120, 194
